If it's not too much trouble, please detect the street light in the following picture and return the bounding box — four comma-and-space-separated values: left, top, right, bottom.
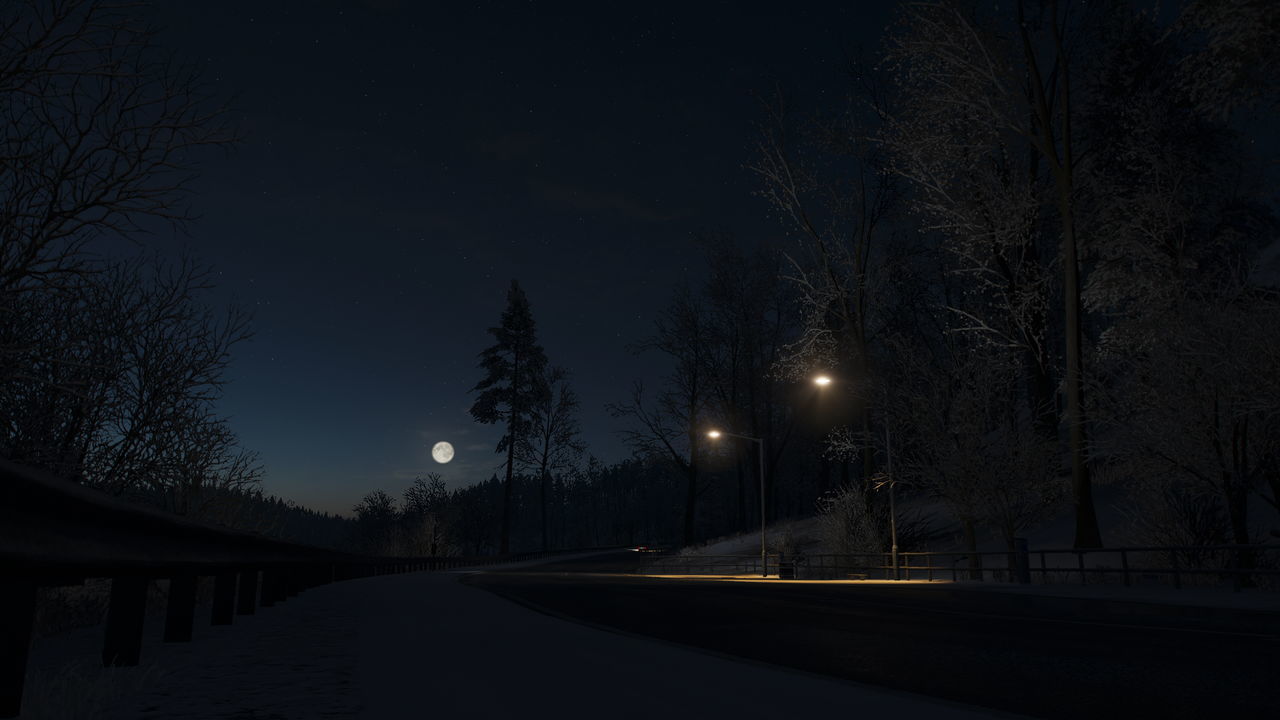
706, 429, 767, 577
813, 375, 832, 387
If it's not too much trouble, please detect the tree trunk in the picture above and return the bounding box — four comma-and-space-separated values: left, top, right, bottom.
1224, 472, 1255, 588
539, 464, 549, 552
1059, 187, 1101, 548
500, 348, 520, 555
683, 431, 699, 547
1017, 0, 1101, 549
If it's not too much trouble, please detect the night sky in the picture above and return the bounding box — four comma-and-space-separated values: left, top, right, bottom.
125, 1, 890, 515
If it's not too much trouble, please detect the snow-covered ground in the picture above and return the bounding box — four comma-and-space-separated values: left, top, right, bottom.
18, 555, 1019, 719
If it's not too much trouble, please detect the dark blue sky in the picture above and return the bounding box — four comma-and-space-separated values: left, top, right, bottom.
131, 1, 890, 515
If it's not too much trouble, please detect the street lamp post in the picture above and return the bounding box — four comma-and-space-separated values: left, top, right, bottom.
886, 425, 898, 581
707, 429, 767, 577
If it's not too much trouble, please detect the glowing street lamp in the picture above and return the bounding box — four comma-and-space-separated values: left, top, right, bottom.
813, 375, 832, 387
707, 429, 767, 577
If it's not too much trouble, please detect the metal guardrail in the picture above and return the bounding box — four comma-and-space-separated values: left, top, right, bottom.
643, 545, 1280, 588
0, 459, 588, 717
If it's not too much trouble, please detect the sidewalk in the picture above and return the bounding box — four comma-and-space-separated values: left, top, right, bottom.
69, 563, 1023, 719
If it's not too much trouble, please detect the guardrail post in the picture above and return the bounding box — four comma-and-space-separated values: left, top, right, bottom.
0, 579, 37, 718
260, 571, 279, 607
163, 574, 197, 642
1120, 550, 1131, 587
1012, 539, 1031, 584
236, 569, 258, 615
103, 576, 148, 666
211, 572, 236, 625
1077, 551, 1086, 585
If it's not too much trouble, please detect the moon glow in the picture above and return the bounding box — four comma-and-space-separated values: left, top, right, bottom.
431, 441, 454, 464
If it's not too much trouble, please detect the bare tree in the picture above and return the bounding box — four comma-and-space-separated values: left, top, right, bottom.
518, 365, 585, 551
0, 1, 252, 518
0, 0, 234, 297
0, 255, 256, 512
609, 286, 710, 546
403, 474, 451, 556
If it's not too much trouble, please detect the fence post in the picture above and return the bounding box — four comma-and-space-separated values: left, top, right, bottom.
1013, 538, 1031, 584
1121, 550, 1131, 587
211, 572, 236, 625
236, 569, 258, 615
0, 579, 37, 718
103, 576, 148, 667
1077, 551, 1087, 585
163, 574, 197, 642
260, 571, 279, 607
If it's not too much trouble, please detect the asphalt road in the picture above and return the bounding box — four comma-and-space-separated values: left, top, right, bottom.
464, 550, 1280, 719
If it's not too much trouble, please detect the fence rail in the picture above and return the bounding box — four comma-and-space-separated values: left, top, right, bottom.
0, 459, 589, 717
644, 544, 1280, 589
642, 554, 771, 576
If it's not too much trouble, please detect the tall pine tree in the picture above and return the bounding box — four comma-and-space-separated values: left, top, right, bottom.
470, 280, 548, 553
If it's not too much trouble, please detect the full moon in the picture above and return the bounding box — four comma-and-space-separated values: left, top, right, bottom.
431, 441, 454, 464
